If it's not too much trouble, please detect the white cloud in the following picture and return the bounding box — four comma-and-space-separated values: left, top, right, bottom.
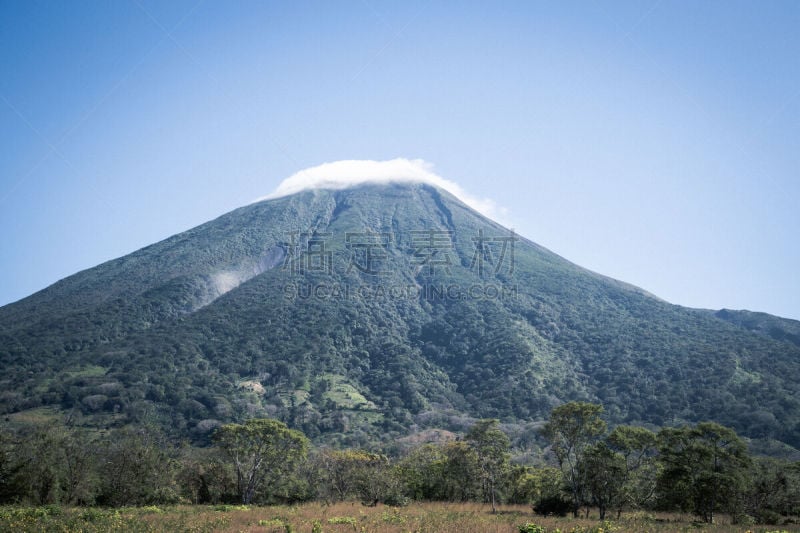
256, 158, 507, 222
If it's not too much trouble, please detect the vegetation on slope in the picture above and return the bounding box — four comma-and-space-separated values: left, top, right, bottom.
1, 184, 800, 453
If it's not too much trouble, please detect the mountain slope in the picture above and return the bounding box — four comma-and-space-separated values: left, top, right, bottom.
714, 309, 800, 348
2, 183, 799, 450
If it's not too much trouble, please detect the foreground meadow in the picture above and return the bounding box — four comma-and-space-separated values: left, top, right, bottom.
1, 502, 797, 533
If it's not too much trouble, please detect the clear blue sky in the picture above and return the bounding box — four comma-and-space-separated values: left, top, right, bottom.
1, 1, 798, 319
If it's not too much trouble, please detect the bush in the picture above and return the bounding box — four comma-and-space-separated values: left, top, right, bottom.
533, 495, 572, 517
756, 509, 784, 525
259, 518, 291, 532
519, 523, 546, 533
381, 492, 410, 507
212, 504, 249, 512
328, 516, 357, 525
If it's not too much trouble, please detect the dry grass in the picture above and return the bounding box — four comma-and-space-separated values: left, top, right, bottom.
2, 502, 798, 532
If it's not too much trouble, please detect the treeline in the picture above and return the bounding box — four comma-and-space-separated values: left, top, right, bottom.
1, 403, 798, 525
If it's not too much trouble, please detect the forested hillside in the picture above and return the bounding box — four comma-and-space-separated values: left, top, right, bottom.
2, 183, 799, 453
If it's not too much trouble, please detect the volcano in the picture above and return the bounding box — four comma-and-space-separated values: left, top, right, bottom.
2, 169, 799, 451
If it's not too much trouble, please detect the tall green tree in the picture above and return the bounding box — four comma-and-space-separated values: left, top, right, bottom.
745, 457, 800, 523
0, 429, 20, 503
439, 441, 482, 502
506, 465, 563, 507
56, 428, 98, 505
98, 427, 178, 506
213, 418, 308, 504
607, 425, 659, 516
466, 419, 511, 513
351, 452, 405, 506
581, 442, 625, 520
314, 449, 393, 504
542, 402, 606, 517
13, 427, 65, 504
4, 426, 97, 505
397, 443, 447, 501
657, 422, 751, 523
176, 447, 237, 504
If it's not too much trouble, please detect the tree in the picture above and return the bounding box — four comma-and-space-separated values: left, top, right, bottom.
315, 449, 361, 502
56, 428, 98, 505
745, 457, 800, 524
3, 426, 98, 505
507, 465, 564, 507
98, 427, 178, 506
213, 418, 309, 504
0, 428, 22, 503
607, 425, 659, 516
542, 402, 606, 517
13, 427, 65, 504
657, 422, 751, 523
439, 441, 482, 502
176, 447, 237, 504
581, 442, 625, 519
315, 449, 389, 503
397, 443, 447, 501
351, 453, 405, 506
466, 419, 510, 513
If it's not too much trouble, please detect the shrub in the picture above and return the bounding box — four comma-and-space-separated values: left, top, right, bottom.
259, 518, 292, 532
328, 516, 357, 525
212, 504, 249, 512
533, 495, 572, 517
519, 523, 547, 533
756, 510, 784, 525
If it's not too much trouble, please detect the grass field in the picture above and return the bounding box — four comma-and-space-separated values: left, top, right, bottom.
1, 502, 797, 533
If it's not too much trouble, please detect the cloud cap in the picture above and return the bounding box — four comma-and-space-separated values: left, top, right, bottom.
259, 158, 502, 220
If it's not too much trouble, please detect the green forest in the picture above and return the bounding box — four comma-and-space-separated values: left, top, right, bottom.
2, 402, 798, 528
